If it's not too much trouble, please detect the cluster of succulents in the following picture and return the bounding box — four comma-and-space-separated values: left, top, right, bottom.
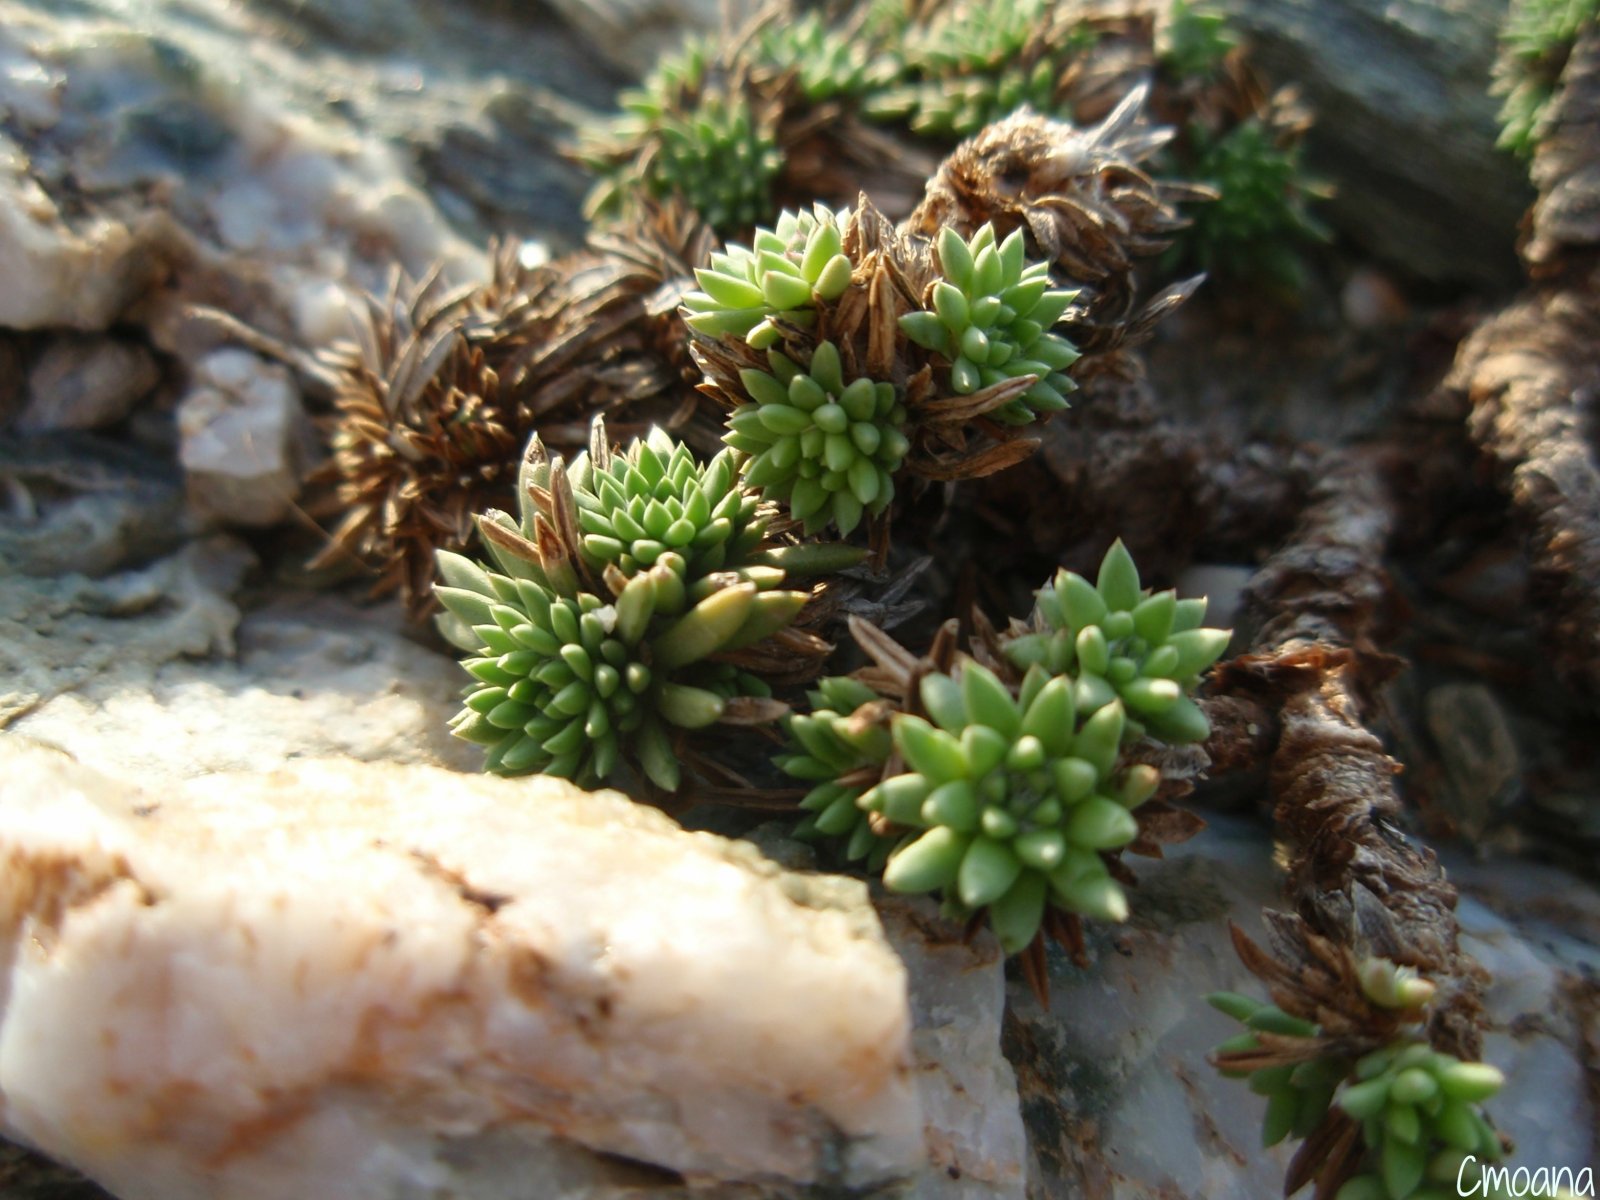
862, 0, 1093, 138
681, 205, 854, 348
753, 10, 884, 102
777, 541, 1230, 956
1169, 117, 1330, 287
1212, 952, 1511, 1200
723, 342, 909, 536
435, 426, 816, 791
1493, 0, 1598, 158
900, 225, 1082, 424
1002, 539, 1232, 745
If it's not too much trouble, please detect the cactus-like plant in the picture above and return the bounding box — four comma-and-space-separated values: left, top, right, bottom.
1208, 991, 1351, 1151
724, 341, 910, 535
754, 10, 884, 102
681, 204, 855, 347
434, 426, 823, 791
900, 224, 1082, 424
1001, 538, 1232, 745
866, 662, 1159, 952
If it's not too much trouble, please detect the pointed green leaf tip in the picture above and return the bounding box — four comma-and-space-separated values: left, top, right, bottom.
726, 341, 908, 536
900, 221, 1081, 424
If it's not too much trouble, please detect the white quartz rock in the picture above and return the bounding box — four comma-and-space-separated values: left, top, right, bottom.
0, 741, 924, 1200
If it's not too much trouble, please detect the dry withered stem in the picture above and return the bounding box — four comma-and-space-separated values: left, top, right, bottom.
1212, 448, 1487, 1062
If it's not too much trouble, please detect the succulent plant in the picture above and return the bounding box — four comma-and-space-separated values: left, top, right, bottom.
723, 341, 909, 535
1001, 539, 1232, 745
681, 204, 855, 348
862, 0, 1094, 138
1334, 1042, 1507, 1200
863, 661, 1158, 952
1159, 0, 1238, 81
434, 425, 823, 791
1493, 0, 1597, 157
753, 10, 883, 102
1208, 991, 1350, 1151
781, 675, 896, 867
900, 224, 1081, 424
1171, 117, 1329, 287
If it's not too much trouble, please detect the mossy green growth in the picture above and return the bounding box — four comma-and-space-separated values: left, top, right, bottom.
724, 341, 909, 536
435, 428, 813, 791
1159, 0, 1238, 81
1169, 118, 1330, 288
682, 204, 855, 348
900, 224, 1081, 424
780, 675, 896, 868
867, 662, 1158, 952
1494, 0, 1598, 157
1004, 539, 1232, 746
1334, 1043, 1506, 1200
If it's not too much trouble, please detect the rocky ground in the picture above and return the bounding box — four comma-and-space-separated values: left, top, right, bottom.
0, 0, 1596, 1198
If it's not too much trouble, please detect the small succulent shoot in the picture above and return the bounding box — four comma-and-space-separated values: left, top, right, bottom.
780, 675, 896, 868
682, 204, 855, 347
1159, 0, 1239, 81
1357, 957, 1439, 1012
724, 341, 910, 535
900, 224, 1081, 424
1172, 117, 1330, 288
1493, 0, 1599, 158
434, 425, 824, 792
1003, 539, 1232, 746
1207, 990, 1346, 1150
865, 661, 1158, 953
1335, 1042, 1506, 1200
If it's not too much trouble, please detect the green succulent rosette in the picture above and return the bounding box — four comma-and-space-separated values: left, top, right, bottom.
1208, 992, 1349, 1153
723, 341, 909, 535
1494, 0, 1598, 158
869, 59, 1062, 139
900, 224, 1081, 425
1003, 539, 1231, 745
682, 205, 855, 348
1334, 1043, 1507, 1200
780, 676, 896, 868
572, 428, 768, 581
434, 427, 818, 792
864, 661, 1159, 953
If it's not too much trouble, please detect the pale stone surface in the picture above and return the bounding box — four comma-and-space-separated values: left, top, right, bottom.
176, 349, 312, 527
0, 739, 925, 1200
18, 337, 161, 433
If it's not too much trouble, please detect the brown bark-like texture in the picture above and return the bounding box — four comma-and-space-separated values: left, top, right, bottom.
1214, 448, 1486, 1061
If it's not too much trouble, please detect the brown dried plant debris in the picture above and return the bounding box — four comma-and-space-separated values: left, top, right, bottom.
1527, 29, 1600, 269
1435, 280, 1600, 706
1211, 448, 1487, 1061
309, 205, 713, 618
901, 88, 1211, 347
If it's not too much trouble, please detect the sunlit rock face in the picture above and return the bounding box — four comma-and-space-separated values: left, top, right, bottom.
0, 740, 925, 1200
